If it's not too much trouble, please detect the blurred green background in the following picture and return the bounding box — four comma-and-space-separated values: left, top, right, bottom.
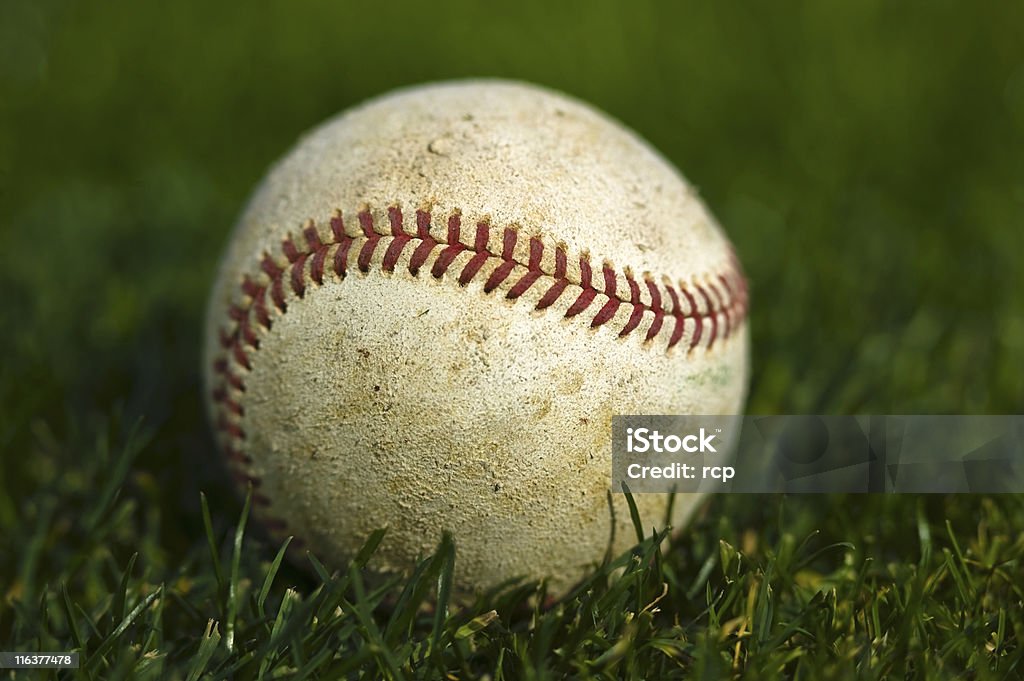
1, 0, 1023, 609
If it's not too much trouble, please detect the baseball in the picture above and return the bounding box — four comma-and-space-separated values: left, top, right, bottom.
205, 80, 749, 597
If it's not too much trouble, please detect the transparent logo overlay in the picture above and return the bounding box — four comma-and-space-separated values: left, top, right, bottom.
611, 416, 1024, 493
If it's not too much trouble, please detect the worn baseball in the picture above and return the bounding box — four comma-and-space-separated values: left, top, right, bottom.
205, 80, 749, 597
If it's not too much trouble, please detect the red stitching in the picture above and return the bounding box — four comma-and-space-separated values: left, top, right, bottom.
678, 286, 701, 351
565, 288, 598, 318
357, 211, 380, 273
710, 279, 730, 339
459, 227, 490, 284
290, 254, 309, 298
591, 298, 620, 327
303, 224, 323, 251
620, 275, 644, 337
211, 206, 749, 537
330, 213, 345, 241
281, 235, 300, 263
485, 260, 517, 293
260, 254, 282, 279
334, 237, 353, 278
255, 293, 272, 329
529, 238, 544, 269
415, 210, 430, 238
664, 285, 686, 350
695, 284, 717, 349
382, 235, 411, 273
310, 247, 327, 285
231, 343, 252, 371
644, 279, 664, 342
241, 277, 262, 299
270, 277, 287, 313
536, 279, 569, 309
388, 206, 403, 236
579, 257, 593, 288
553, 246, 567, 278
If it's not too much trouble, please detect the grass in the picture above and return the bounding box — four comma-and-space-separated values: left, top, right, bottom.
5, 420, 1024, 678
2, 0, 1024, 678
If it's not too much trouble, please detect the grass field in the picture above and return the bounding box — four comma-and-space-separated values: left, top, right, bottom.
2, 1, 1023, 678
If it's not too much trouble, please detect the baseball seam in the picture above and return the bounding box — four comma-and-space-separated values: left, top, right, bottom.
210, 205, 748, 537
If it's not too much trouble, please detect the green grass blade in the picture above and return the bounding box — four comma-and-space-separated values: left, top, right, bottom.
83, 420, 148, 533
917, 502, 932, 568
430, 532, 456, 666
84, 585, 163, 673
455, 610, 498, 640
620, 483, 645, 544
354, 527, 388, 568
348, 564, 404, 679
200, 492, 225, 591
225, 485, 252, 652
185, 619, 222, 681
60, 582, 86, 652
306, 551, 333, 583
383, 553, 440, 645
112, 552, 138, 625
257, 536, 293, 619
258, 587, 299, 679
